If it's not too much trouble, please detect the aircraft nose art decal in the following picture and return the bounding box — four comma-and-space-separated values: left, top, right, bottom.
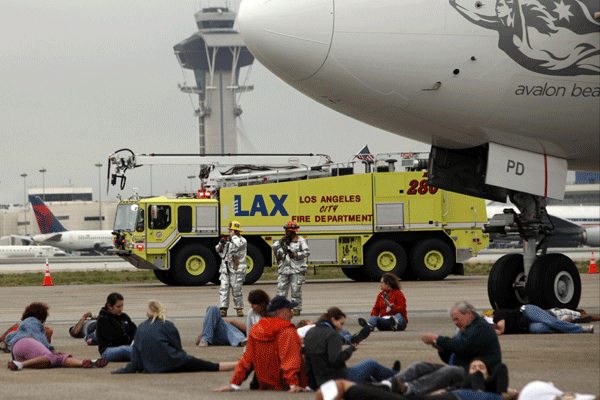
449, 0, 600, 76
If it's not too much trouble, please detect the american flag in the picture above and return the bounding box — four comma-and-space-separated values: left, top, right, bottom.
356, 145, 374, 162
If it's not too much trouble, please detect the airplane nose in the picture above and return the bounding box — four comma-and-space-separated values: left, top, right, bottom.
238, 0, 333, 81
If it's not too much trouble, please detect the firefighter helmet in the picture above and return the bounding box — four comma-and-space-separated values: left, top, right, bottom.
283, 221, 299, 232
229, 221, 243, 232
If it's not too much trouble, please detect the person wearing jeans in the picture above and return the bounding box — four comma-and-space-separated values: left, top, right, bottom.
197, 306, 247, 347
96, 292, 136, 362
493, 304, 593, 335
303, 307, 397, 391
358, 273, 408, 332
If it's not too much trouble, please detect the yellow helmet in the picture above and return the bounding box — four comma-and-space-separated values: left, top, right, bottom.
229, 221, 242, 232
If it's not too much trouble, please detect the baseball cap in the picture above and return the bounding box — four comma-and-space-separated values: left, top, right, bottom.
267, 296, 299, 312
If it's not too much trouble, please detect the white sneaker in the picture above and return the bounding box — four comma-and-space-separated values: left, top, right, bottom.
198, 340, 209, 347
581, 325, 594, 333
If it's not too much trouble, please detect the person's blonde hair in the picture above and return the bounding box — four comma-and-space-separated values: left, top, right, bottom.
147, 300, 166, 323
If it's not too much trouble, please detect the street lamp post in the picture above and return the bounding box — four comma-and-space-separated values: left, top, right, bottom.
20, 173, 28, 235
95, 163, 103, 230
39, 168, 46, 201
187, 175, 196, 192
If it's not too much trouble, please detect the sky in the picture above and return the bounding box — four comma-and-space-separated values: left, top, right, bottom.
0, 0, 433, 205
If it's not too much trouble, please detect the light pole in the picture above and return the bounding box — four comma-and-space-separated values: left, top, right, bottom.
39, 168, 46, 201
20, 173, 28, 235
187, 175, 195, 192
95, 163, 103, 230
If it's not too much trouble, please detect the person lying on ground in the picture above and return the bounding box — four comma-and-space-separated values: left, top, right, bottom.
68, 311, 98, 345
429, 358, 508, 395
112, 300, 236, 374
6, 302, 107, 371
1, 307, 53, 353
303, 307, 397, 391
492, 304, 594, 335
358, 273, 408, 332
196, 289, 270, 347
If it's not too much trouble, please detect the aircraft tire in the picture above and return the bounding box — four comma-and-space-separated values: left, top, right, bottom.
171, 244, 217, 286
526, 253, 581, 310
243, 244, 265, 285
409, 238, 454, 281
364, 240, 407, 281
341, 267, 371, 282
487, 254, 527, 309
153, 269, 179, 286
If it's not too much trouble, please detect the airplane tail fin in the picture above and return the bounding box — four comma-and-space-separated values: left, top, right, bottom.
29, 195, 68, 233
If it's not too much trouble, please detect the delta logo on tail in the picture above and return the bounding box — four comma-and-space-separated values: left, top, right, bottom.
29, 195, 68, 233
450, 0, 600, 76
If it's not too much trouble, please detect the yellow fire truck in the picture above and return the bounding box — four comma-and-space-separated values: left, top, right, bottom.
108, 150, 489, 286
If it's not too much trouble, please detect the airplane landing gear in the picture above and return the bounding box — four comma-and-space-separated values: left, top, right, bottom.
485, 193, 582, 310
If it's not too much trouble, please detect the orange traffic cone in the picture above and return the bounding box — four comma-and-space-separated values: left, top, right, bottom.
588, 252, 598, 274
42, 259, 54, 286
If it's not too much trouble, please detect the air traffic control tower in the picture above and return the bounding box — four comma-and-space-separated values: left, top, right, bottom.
174, 7, 254, 154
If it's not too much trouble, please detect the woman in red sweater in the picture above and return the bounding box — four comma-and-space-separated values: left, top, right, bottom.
358, 273, 407, 331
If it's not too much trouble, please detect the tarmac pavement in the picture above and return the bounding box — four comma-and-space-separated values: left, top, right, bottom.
1, 274, 598, 399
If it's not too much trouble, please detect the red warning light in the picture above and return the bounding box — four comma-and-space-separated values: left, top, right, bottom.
197, 190, 211, 198
136, 244, 144, 251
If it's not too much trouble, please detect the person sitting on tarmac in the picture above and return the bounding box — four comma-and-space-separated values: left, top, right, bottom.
196, 289, 270, 347
68, 311, 99, 345
303, 306, 395, 391
213, 296, 307, 393
358, 272, 408, 332
96, 292, 137, 362
380, 301, 502, 397
492, 304, 594, 335
112, 300, 237, 374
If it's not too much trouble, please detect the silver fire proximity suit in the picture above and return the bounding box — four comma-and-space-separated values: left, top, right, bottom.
272, 235, 310, 311
216, 235, 247, 310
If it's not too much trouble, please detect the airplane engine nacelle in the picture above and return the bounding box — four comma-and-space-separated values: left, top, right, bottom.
583, 226, 600, 247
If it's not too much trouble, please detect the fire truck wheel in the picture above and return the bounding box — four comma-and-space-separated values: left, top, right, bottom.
487, 254, 527, 309
525, 253, 581, 310
364, 240, 407, 281
153, 269, 179, 286
341, 267, 371, 282
244, 244, 265, 285
171, 244, 217, 286
410, 239, 453, 281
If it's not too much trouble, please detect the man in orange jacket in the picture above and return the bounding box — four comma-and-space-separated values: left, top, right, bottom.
213, 296, 307, 393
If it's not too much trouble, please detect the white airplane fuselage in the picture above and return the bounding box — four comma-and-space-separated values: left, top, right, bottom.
0, 245, 67, 259
32, 231, 114, 253
237, 0, 600, 172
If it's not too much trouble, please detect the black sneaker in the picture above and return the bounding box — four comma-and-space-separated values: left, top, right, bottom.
358, 317, 368, 328
392, 360, 401, 372
390, 317, 398, 331
350, 326, 372, 344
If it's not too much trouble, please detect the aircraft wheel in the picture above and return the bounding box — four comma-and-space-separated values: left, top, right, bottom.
526, 253, 581, 310
153, 269, 179, 286
488, 254, 527, 309
364, 240, 407, 281
244, 244, 265, 285
171, 244, 217, 286
409, 239, 454, 281
341, 267, 371, 282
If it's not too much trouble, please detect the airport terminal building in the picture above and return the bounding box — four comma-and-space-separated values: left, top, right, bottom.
0, 187, 117, 243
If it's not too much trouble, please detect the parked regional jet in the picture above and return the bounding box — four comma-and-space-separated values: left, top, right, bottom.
237, 0, 600, 310
28, 196, 114, 254
0, 245, 67, 259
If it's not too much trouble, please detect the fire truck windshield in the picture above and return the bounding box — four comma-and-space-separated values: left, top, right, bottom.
113, 203, 140, 232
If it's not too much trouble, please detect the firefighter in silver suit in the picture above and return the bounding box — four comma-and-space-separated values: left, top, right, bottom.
216, 221, 247, 317
272, 221, 310, 315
